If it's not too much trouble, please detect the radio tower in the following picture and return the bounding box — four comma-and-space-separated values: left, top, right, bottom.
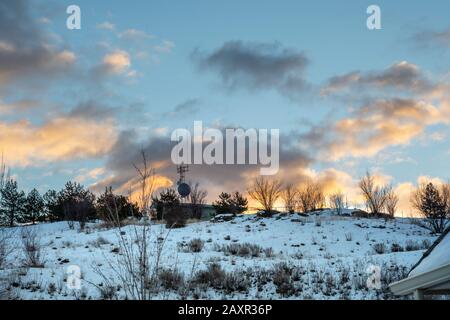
177, 164, 189, 185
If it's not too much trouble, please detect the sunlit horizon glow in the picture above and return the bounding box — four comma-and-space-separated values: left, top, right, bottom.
1, 0, 449, 218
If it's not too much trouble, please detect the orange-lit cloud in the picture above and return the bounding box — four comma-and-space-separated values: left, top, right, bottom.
324, 98, 450, 160
0, 117, 117, 167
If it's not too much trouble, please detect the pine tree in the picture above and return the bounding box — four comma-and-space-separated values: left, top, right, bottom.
24, 188, 45, 224
43, 190, 61, 222
213, 192, 232, 214
0, 180, 26, 227
213, 192, 248, 215
96, 187, 140, 222
421, 183, 446, 233
152, 189, 180, 220
231, 191, 248, 214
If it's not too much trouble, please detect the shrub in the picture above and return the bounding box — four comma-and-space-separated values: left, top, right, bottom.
339, 267, 350, 285
390, 243, 404, 252
373, 243, 386, 254
89, 236, 110, 248
194, 263, 226, 289
223, 271, 250, 293
422, 239, 431, 250
263, 247, 275, 258
405, 240, 421, 252
187, 238, 204, 253
165, 205, 187, 228
216, 243, 262, 258
272, 263, 295, 297
98, 285, 118, 300
0, 229, 13, 269
21, 227, 44, 268
158, 268, 184, 290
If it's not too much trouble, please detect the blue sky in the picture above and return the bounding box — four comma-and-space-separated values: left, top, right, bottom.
1, 0, 449, 214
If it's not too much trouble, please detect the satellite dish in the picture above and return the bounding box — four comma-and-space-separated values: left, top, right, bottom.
178, 182, 191, 198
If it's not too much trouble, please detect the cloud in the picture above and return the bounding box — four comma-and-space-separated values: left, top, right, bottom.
92, 50, 132, 77
165, 99, 201, 117
0, 99, 39, 115
413, 27, 450, 48
102, 50, 131, 73
192, 41, 309, 96
68, 100, 118, 120
0, 0, 76, 88
154, 40, 175, 53
321, 61, 443, 96
90, 126, 312, 202
303, 98, 450, 161
0, 116, 117, 167
97, 21, 115, 30
118, 29, 155, 41
75, 167, 106, 183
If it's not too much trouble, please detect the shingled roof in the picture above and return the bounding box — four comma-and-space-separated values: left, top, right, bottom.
409, 226, 450, 277
390, 226, 450, 298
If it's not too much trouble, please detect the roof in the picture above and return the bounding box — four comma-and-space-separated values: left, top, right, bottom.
409, 227, 450, 277
390, 227, 450, 296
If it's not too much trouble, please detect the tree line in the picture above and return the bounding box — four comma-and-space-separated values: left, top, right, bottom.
1, 154, 448, 233
246, 171, 450, 233
0, 179, 139, 228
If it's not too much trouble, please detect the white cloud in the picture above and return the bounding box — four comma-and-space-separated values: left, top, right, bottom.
118, 29, 154, 41
97, 21, 115, 30
100, 50, 131, 75
154, 40, 175, 53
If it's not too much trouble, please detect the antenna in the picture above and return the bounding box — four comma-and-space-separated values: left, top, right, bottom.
177, 164, 189, 185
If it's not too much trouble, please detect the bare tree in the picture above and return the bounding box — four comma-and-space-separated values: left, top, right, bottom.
442, 182, 450, 217
132, 149, 155, 218
281, 184, 298, 214
384, 187, 399, 218
247, 177, 282, 215
21, 227, 43, 268
298, 179, 325, 213
359, 171, 389, 215
0, 228, 14, 269
188, 182, 208, 219
93, 150, 173, 300
0, 154, 9, 212
0, 154, 8, 192
329, 192, 345, 215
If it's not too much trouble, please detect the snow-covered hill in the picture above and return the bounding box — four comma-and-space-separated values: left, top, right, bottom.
0, 210, 437, 300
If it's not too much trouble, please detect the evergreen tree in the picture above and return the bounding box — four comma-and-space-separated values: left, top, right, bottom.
24, 188, 45, 224
43, 182, 96, 222
43, 189, 61, 222
96, 187, 140, 222
420, 183, 447, 233
230, 191, 248, 214
59, 181, 96, 222
0, 180, 26, 227
213, 192, 232, 214
413, 182, 448, 233
420, 183, 446, 217
152, 189, 180, 220
213, 192, 248, 215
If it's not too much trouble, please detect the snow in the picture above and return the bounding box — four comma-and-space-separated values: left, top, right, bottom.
0, 210, 437, 300
409, 230, 450, 277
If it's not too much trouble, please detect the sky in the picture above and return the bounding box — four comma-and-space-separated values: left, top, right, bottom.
1, 0, 449, 216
